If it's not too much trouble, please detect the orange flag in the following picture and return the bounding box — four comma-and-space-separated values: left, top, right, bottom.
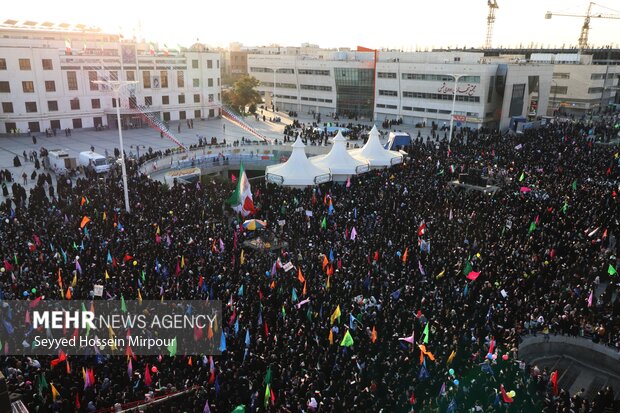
57, 269, 63, 288
297, 267, 305, 284
66, 359, 71, 374
328, 329, 334, 345
402, 247, 408, 263
270, 280, 276, 289
207, 325, 214, 340
65, 287, 72, 300
80, 216, 91, 229
418, 344, 436, 361
188, 356, 193, 366
80, 196, 86, 206
371, 326, 377, 343
322, 255, 329, 270
302, 281, 307, 296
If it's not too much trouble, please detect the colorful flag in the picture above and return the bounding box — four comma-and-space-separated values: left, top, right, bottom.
340, 330, 354, 347
65, 39, 71, 55
350, 227, 357, 240
51, 383, 60, 401
422, 323, 430, 344
227, 164, 255, 216
500, 384, 513, 403
466, 271, 481, 281
609, 264, 617, 276
330, 305, 341, 325
371, 326, 377, 343
80, 216, 91, 229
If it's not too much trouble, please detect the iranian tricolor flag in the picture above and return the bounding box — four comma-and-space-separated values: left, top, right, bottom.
227, 164, 255, 216
65, 39, 72, 55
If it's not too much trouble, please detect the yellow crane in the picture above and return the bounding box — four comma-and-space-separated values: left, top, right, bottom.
545, 2, 620, 51
485, 0, 499, 49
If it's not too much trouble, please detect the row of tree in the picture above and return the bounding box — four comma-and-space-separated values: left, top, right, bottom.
222, 76, 262, 115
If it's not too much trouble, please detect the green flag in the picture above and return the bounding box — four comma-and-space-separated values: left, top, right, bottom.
561, 202, 568, 214
167, 336, 177, 356
281, 305, 286, 319
264, 384, 270, 408
571, 179, 577, 191
39, 373, 49, 391
519, 172, 525, 182
423, 322, 430, 344
340, 330, 354, 347
264, 366, 272, 385
121, 295, 127, 313
528, 221, 537, 234
321, 217, 327, 229
463, 261, 472, 277
14, 253, 18, 265
609, 264, 618, 276
231, 405, 246, 413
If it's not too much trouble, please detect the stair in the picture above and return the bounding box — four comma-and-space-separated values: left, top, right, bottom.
135, 106, 186, 150
585, 375, 608, 400
558, 361, 580, 391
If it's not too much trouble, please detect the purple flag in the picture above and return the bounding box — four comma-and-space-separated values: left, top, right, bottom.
350, 227, 357, 241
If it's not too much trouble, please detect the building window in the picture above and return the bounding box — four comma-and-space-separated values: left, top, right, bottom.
145, 96, 152, 106
208, 94, 214, 102
193, 78, 199, 87
207, 78, 213, 87
0, 81, 10, 93
487, 76, 494, 103
25, 102, 37, 112
42, 59, 53, 70
70, 99, 80, 110
45, 80, 56, 92
0, 58, 6, 70
217, 60, 219, 68
22, 81, 35, 93
93, 116, 102, 127
91, 98, 101, 109
194, 94, 200, 103
126, 71, 135, 81
177, 71, 184, 87
402, 90, 480, 103
72, 118, 82, 129
402, 73, 480, 83
162, 95, 169, 105
552, 73, 570, 79
194, 109, 201, 118
109, 70, 118, 81
550, 85, 568, 95
298, 69, 330, 76
161, 71, 168, 88
88, 71, 98, 91
591, 73, 611, 80
48, 100, 58, 111
67, 71, 78, 90
217, 78, 220, 86
19, 58, 31, 70
209, 109, 215, 117
588, 87, 603, 94
28, 121, 40, 133
163, 112, 170, 122
5, 122, 17, 132
179, 110, 186, 119
143, 71, 151, 88
379, 90, 398, 96
377, 72, 396, 79
2, 102, 13, 113
178, 94, 185, 104
192, 60, 198, 69
207, 60, 213, 69
50, 120, 60, 130
300, 84, 332, 91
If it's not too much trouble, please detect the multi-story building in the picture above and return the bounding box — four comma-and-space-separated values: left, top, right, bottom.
0, 20, 222, 135
248, 50, 554, 131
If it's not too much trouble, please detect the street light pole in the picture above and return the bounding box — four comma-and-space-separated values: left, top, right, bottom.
94, 80, 138, 214
447, 74, 464, 148
273, 68, 277, 113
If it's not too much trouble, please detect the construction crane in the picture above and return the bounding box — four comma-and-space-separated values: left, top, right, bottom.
545, 2, 620, 51
484, 0, 499, 49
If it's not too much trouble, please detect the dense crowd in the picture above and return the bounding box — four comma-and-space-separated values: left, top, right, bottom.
0, 115, 619, 413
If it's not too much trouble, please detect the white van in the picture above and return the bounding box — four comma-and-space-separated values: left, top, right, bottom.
47, 150, 77, 175
78, 151, 110, 174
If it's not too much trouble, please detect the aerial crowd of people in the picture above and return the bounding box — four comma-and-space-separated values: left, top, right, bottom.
0, 113, 619, 412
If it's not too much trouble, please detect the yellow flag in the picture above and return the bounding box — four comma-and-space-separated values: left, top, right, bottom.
160, 294, 163, 303
108, 325, 117, 350
51, 383, 60, 401
71, 273, 77, 287
102, 211, 107, 221
105, 270, 110, 280
156, 225, 160, 235
329, 305, 341, 325
240, 249, 245, 265
181, 255, 185, 269
447, 350, 456, 365
137, 289, 142, 304
326, 275, 331, 290
436, 269, 446, 279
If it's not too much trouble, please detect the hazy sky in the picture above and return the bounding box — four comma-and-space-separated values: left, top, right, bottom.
3, 0, 620, 49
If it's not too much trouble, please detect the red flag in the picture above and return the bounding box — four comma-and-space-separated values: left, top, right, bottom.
75, 393, 81, 409
144, 364, 152, 386
409, 391, 416, 405
123, 253, 133, 263
209, 370, 215, 384
373, 250, 379, 261
500, 384, 513, 403
550, 370, 558, 396
231, 174, 237, 183
418, 221, 426, 236
264, 321, 269, 337
51, 350, 67, 367
88, 368, 95, 386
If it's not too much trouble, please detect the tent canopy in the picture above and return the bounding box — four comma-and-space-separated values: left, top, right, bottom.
351, 125, 403, 167
265, 137, 330, 186
310, 131, 369, 177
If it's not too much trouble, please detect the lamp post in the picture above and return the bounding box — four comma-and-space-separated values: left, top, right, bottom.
131, 144, 146, 160
272, 68, 277, 113
94, 80, 138, 213
447, 74, 464, 148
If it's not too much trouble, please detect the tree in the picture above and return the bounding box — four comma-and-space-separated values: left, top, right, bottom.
223, 76, 262, 114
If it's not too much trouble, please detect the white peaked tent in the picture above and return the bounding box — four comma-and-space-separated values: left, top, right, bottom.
310, 131, 370, 182
265, 137, 331, 187
351, 125, 403, 168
